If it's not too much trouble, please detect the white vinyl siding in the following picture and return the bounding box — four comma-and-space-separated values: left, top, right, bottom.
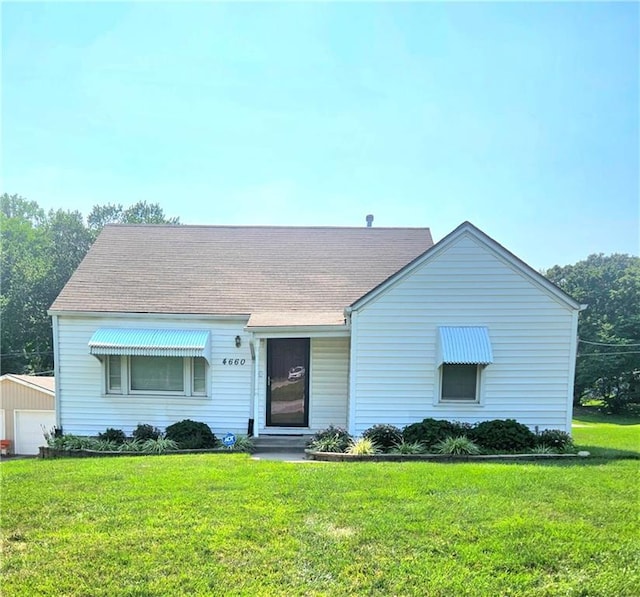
351, 234, 576, 433
56, 316, 253, 437
310, 337, 349, 430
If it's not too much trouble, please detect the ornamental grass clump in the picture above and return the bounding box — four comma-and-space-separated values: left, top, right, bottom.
346, 437, 380, 455
389, 440, 427, 454
434, 435, 481, 455
142, 438, 179, 453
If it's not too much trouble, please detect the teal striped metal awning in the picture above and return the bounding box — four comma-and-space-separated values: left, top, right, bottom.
438, 326, 493, 365
89, 329, 211, 362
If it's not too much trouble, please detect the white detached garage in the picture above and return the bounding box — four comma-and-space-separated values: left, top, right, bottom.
0, 375, 55, 455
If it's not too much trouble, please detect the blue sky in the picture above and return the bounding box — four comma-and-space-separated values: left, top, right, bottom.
2, 2, 638, 269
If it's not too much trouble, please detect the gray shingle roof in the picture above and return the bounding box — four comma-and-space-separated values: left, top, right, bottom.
50, 225, 433, 316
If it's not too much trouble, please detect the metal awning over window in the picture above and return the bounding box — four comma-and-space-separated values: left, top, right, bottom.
89, 329, 211, 362
438, 326, 493, 365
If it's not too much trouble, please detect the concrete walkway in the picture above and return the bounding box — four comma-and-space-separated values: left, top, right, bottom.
250, 451, 312, 463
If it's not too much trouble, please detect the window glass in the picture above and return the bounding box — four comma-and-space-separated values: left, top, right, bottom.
130, 356, 184, 392
192, 358, 206, 394
107, 356, 121, 392
441, 364, 477, 401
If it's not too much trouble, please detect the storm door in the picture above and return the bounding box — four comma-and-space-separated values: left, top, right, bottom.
266, 338, 310, 427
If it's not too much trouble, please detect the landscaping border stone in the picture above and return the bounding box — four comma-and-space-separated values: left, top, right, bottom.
38, 447, 250, 459
304, 449, 583, 462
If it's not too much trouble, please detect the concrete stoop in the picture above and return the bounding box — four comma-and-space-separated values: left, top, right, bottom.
252, 435, 310, 453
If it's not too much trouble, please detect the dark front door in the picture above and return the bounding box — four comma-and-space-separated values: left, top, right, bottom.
267, 338, 310, 427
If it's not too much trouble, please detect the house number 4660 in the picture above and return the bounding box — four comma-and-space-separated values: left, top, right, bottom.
222, 358, 246, 366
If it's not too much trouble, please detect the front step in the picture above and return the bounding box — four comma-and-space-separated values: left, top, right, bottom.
253, 435, 310, 452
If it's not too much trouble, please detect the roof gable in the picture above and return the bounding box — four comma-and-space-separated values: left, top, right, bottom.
350, 221, 582, 312
50, 225, 434, 315
0, 374, 55, 395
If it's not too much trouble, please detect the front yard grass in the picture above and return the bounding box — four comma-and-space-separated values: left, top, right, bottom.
1, 411, 638, 596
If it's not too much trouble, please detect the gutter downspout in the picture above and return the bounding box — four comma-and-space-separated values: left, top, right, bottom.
345, 307, 357, 436
252, 339, 261, 438
51, 314, 62, 433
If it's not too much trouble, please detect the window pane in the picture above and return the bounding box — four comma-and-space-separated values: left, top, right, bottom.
108, 356, 121, 391
441, 364, 477, 401
193, 358, 206, 394
131, 356, 183, 392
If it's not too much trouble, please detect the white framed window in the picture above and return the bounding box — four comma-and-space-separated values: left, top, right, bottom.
440, 364, 480, 403
107, 355, 123, 393
105, 356, 208, 397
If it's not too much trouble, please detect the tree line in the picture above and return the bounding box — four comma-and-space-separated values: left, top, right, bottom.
1, 193, 638, 412
1, 193, 179, 375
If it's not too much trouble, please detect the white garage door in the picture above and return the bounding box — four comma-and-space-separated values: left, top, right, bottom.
15, 410, 56, 455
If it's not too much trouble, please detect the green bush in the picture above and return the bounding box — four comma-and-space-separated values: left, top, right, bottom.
97, 428, 127, 444
362, 424, 402, 452
307, 425, 352, 452
142, 438, 179, 453
403, 418, 473, 448
164, 420, 217, 449
132, 424, 162, 442
92, 440, 120, 452
434, 435, 481, 455
536, 429, 573, 451
470, 419, 536, 452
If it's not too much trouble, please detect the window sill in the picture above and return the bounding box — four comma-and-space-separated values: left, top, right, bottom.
103, 393, 210, 400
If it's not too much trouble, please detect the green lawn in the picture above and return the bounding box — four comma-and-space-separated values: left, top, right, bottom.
1, 415, 639, 597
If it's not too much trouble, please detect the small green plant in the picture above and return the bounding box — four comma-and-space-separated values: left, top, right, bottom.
49, 435, 98, 450
132, 424, 162, 442
142, 438, 179, 453
97, 428, 127, 444
230, 435, 255, 453
119, 439, 144, 452
307, 425, 352, 452
165, 420, 217, 449
309, 435, 345, 453
434, 436, 481, 455
389, 440, 427, 454
346, 437, 380, 455
92, 440, 120, 452
529, 444, 558, 454
362, 424, 402, 452
536, 429, 574, 451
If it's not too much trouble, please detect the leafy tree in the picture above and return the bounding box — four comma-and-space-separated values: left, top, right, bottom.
87, 201, 179, 239
1, 194, 179, 374
545, 254, 640, 413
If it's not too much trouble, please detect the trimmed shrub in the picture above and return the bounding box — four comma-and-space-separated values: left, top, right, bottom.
307, 425, 352, 453
165, 420, 217, 449
434, 435, 481, 455
470, 419, 536, 452
97, 428, 126, 444
132, 424, 162, 442
403, 418, 473, 448
536, 429, 573, 451
362, 424, 402, 452
346, 437, 380, 455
